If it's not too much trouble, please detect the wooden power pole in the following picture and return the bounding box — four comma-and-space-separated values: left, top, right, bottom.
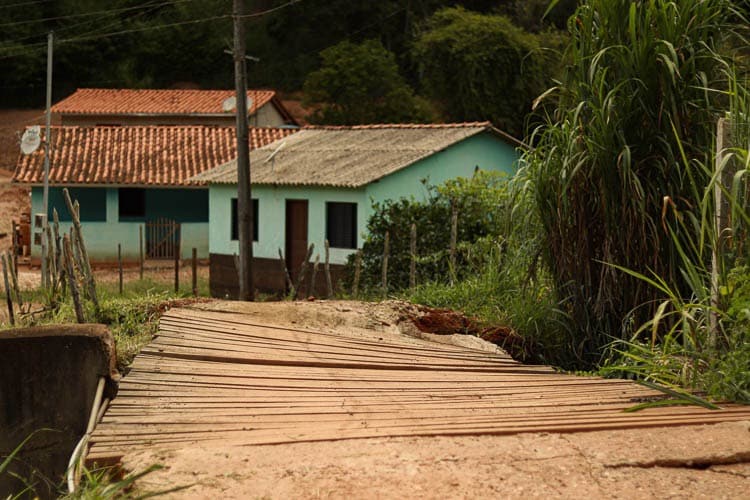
41, 32, 53, 288
233, 0, 254, 300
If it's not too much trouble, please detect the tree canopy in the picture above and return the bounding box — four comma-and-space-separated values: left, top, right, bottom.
413, 7, 559, 137
303, 39, 434, 125
0, 0, 577, 132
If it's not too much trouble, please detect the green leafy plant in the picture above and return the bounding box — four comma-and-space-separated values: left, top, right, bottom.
61, 464, 193, 499
601, 72, 750, 402
522, 0, 747, 367
344, 171, 513, 293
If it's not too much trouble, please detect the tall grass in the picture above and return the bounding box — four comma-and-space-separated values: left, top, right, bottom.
523, 0, 748, 366
602, 74, 750, 402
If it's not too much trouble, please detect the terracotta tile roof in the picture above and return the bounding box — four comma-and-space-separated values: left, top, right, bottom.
193, 122, 523, 188
50, 88, 277, 116
13, 125, 296, 186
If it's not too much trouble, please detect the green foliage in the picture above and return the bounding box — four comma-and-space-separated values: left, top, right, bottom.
303, 39, 434, 124
412, 7, 561, 137
523, 0, 746, 366
499, 0, 577, 32
601, 69, 750, 403
345, 171, 512, 292
63, 464, 193, 499
344, 170, 572, 366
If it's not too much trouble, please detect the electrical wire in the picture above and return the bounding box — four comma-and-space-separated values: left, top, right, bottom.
0, 0, 194, 28
0, 0, 166, 47
0, 0, 303, 60
0, 0, 54, 10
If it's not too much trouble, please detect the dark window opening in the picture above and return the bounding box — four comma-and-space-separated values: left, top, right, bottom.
47, 187, 106, 222
231, 198, 259, 241
118, 188, 146, 219
326, 202, 357, 249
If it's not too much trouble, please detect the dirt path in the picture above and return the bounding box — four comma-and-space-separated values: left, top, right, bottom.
127, 422, 750, 499
97, 300, 749, 499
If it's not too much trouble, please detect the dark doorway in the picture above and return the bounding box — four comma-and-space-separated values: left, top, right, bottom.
145, 217, 181, 259
285, 200, 308, 286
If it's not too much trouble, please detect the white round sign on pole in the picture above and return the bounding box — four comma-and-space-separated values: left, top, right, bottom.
222, 96, 237, 112
20, 125, 41, 155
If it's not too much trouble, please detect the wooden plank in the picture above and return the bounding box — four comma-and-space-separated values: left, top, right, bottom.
87, 307, 750, 466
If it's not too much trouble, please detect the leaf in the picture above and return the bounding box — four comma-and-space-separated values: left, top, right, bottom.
624, 398, 695, 412
637, 380, 721, 410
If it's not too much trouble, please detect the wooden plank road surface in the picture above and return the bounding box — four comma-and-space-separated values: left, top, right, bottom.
87, 308, 750, 465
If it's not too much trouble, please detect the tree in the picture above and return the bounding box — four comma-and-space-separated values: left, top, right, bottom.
412, 7, 559, 137
303, 39, 434, 125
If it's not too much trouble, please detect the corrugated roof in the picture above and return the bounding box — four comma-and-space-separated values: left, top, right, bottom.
50, 88, 277, 116
192, 122, 519, 188
13, 125, 296, 186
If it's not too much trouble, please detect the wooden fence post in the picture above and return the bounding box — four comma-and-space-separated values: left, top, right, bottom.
410, 223, 417, 289
63, 234, 85, 324
450, 200, 458, 285
310, 254, 320, 298
118, 244, 123, 295
382, 231, 390, 297
710, 117, 739, 346
139, 225, 144, 280
52, 209, 62, 290
11, 221, 18, 275
8, 252, 23, 313
45, 223, 56, 294
192, 247, 198, 297
352, 249, 362, 299
278, 248, 293, 295
62, 188, 98, 311
293, 243, 315, 300
174, 238, 180, 294
2, 253, 15, 326
324, 239, 333, 298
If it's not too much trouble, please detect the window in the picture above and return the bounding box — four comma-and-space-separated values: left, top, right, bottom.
231, 198, 259, 241
47, 187, 106, 222
326, 202, 357, 249
118, 188, 145, 219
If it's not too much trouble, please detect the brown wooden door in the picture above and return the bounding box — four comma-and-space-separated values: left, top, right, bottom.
285, 200, 308, 285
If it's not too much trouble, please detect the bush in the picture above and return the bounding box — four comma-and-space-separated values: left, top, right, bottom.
343, 171, 513, 293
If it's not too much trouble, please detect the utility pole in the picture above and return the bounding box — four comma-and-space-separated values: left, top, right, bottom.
41, 31, 53, 288
233, 0, 254, 300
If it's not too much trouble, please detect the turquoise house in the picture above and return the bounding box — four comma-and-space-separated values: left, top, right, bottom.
192, 122, 524, 297
13, 125, 295, 261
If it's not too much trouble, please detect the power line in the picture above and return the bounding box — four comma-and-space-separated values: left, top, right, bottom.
0, 0, 191, 28
0, 0, 54, 10
0, 0, 303, 60
0, 0, 165, 46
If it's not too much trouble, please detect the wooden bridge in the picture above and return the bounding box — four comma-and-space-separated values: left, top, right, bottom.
87, 307, 750, 466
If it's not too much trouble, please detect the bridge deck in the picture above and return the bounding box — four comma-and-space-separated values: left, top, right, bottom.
87, 307, 750, 465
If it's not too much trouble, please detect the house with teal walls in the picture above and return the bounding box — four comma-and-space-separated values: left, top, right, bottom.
192, 122, 524, 297
13, 125, 295, 261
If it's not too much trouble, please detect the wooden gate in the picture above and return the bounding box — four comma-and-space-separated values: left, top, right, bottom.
146, 218, 181, 259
